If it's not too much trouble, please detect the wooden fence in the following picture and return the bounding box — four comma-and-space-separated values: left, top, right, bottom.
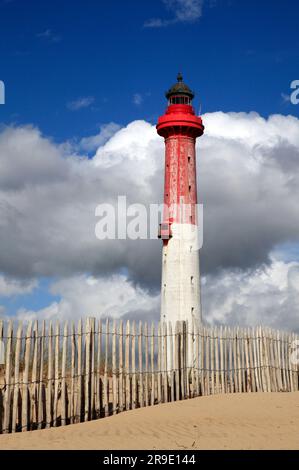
0, 318, 298, 434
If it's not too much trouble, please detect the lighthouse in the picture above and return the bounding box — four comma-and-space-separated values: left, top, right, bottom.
157, 73, 204, 329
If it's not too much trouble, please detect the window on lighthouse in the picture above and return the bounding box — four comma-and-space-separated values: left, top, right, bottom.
169, 95, 191, 105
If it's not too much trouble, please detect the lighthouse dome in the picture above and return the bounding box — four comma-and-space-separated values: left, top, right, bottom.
165, 73, 195, 100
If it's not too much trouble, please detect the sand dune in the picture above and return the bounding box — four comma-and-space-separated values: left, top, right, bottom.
0, 392, 298, 450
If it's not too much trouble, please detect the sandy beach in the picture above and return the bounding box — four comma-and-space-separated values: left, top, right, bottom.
0, 392, 298, 450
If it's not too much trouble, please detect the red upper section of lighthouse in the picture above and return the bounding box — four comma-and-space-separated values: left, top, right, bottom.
156, 73, 204, 139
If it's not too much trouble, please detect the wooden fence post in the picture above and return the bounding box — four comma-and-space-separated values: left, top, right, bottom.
145, 322, 149, 407
138, 321, 143, 408
227, 328, 234, 393
104, 318, 109, 417
77, 318, 83, 422
112, 320, 117, 415
205, 327, 210, 395
157, 322, 162, 404
190, 320, 195, 399
185, 321, 190, 399
132, 321, 137, 409
210, 327, 215, 395
275, 329, 282, 392
0, 319, 3, 434
248, 328, 256, 392
220, 325, 224, 393
12, 321, 22, 432
169, 322, 175, 402
175, 321, 180, 401
269, 328, 277, 392
195, 322, 200, 397
291, 332, 297, 391
252, 327, 260, 392
3, 320, 13, 433
96, 319, 102, 417
264, 327, 271, 392
180, 322, 185, 399
37, 321, 45, 429
84, 318, 91, 421
61, 321, 68, 427
90, 318, 96, 419
118, 320, 123, 412
70, 321, 76, 424
53, 321, 60, 427
215, 326, 220, 394
237, 327, 242, 393
162, 322, 168, 403
244, 327, 250, 392
125, 320, 130, 411
22, 321, 32, 431
46, 321, 53, 428
150, 322, 155, 406
288, 332, 294, 392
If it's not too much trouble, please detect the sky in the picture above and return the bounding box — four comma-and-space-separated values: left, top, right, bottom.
1, 0, 299, 140
0, 0, 299, 331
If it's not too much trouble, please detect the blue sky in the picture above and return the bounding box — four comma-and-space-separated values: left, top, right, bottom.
0, 0, 298, 142
0, 0, 299, 328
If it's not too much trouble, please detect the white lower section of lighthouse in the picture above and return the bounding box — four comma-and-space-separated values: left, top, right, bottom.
160, 222, 202, 327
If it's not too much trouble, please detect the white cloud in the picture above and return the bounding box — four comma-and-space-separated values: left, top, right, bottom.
203, 111, 299, 146
281, 92, 291, 104
166, 0, 203, 22
202, 257, 299, 332
67, 96, 95, 111
0, 112, 299, 330
79, 123, 121, 152
94, 120, 158, 173
14, 257, 299, 332
17, 274, 160, 322
144, 18, 165, 28
133, 93, 143, 106
144, 0, 204, 28
0, 276, 37, 296
36, 29, 61, 43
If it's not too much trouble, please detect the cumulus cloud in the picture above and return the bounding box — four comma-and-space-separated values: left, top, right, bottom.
0, 275, 37, 296
281, 92, 291, 104
0, 125, 69, 190
16, 274, 160, 323
202, 257, 299, 332
13, 257, 299, 332
144, 0, 204, 28
36, 29, 61, 43
0, 120, 162, 286
79, 123, 121, 152
0, 112, 299, 329
199, 112, 299, 273
133, 93, 143, 106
